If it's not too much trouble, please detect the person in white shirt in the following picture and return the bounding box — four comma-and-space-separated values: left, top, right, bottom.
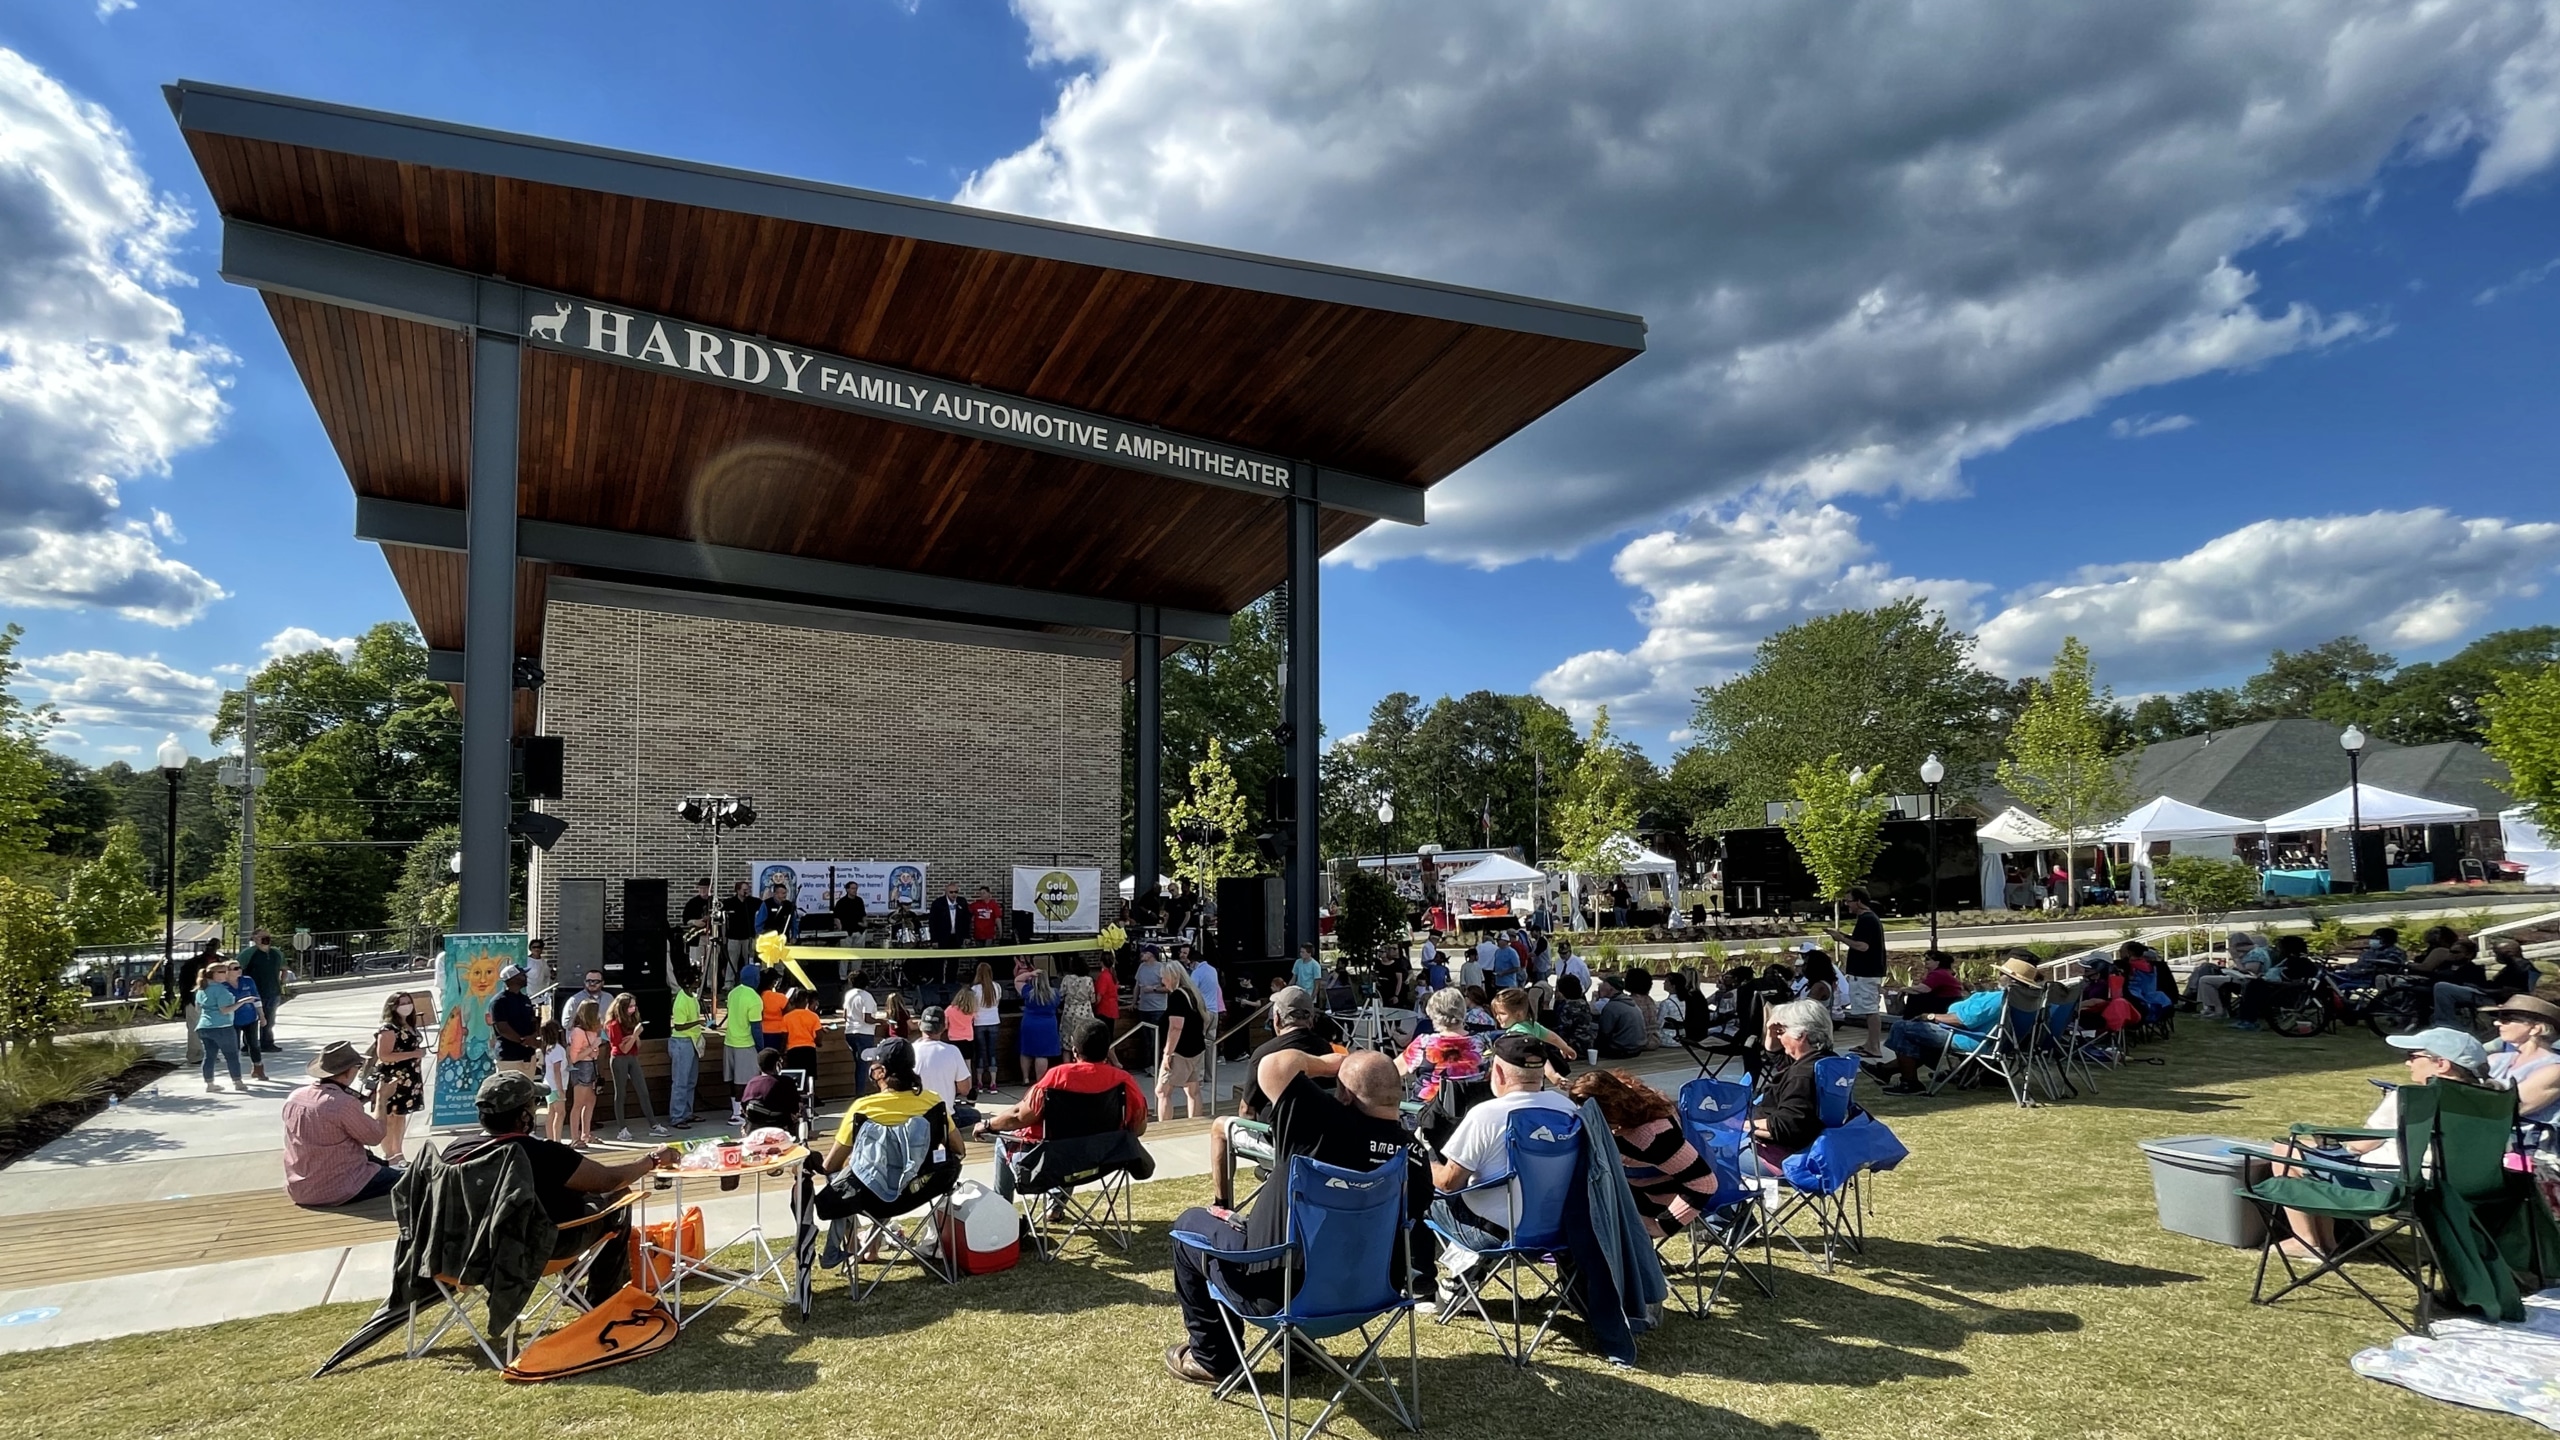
912, 1008, 979, 1125
1556, 942, 1591, 993
1187, 947, 1226, 1059
840, 971, 881, 1098
1429, 1032, 1579, 1247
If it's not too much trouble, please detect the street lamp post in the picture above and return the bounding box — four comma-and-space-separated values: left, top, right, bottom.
2340, 724, 2367, 893
156, 734, 187, 1013
1919, 753, 1946, 956
1376, 799, 1395, 872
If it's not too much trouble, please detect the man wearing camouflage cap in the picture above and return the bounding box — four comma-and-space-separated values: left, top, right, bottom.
445, 1070, 678, 1302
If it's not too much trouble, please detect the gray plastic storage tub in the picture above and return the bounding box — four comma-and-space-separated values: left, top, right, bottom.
2137, 1135, 2272, 1248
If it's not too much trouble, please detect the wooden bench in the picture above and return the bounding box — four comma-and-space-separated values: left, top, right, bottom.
0, 1189, 397, 1289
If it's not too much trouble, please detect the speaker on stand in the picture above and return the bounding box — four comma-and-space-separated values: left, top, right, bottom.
620, 878, 673, 1035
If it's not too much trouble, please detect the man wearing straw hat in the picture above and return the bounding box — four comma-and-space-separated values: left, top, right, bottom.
1866, 955, 2046, 1095
281, 1041, 399, 1208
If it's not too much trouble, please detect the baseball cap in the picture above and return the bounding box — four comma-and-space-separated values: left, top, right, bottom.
476, 1069, 546, 1115
499, 964, 524, 982
1488, 1032, 1548, 1069
872, 1037, 918, 1078
2386, 1026, 2491, 1078
1270, 985, 1317, 1022
919, 1007, 948, 1035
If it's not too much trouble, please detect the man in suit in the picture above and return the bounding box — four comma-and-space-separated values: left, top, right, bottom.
929, 882, 968, 948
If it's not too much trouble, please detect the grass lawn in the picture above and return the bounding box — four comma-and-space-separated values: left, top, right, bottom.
1, 1023, 2527, 1440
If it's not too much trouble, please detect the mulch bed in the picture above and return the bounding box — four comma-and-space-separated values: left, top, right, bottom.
0, 1056, 177, 1172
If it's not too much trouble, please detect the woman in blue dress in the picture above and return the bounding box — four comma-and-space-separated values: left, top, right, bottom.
1017, 967, 1062, 1083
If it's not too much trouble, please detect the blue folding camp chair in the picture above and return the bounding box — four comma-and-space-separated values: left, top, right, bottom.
1175, 1155, 1419, 1440
1426, 1105, 1583, 1366
1656, 1077, 1775, 1315
1756, 1067, 1908, 1273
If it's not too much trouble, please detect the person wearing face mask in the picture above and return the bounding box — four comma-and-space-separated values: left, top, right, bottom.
372, 990, 429, 1163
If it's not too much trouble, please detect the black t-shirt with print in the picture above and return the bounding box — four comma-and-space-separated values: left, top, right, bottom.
1243, 1074, 1419, 1254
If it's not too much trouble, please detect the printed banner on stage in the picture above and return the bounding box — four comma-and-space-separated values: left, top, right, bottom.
1012, 865, 1102, 935
749, 860, 928, 915
431, 932, 522, 1127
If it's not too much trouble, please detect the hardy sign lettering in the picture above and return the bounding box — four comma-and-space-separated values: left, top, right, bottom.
519, 293, 1295, 498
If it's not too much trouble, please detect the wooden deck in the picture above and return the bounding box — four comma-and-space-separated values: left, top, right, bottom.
0, 1190, 397, 1289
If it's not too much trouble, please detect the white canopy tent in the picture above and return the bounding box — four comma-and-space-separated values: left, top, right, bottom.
1443, 853, 1547, 923
2102, 797, 2257, 906
2258, 785, 2479, 833
1557, 835, 1681, 929
1117, 873, 1176, 900
2502, 807, 2560, 886
1974, 807, 2067, 911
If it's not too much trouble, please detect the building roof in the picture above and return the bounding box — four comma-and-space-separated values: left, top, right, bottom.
2124, 718, 2511, 821
164, 80, 1646, 668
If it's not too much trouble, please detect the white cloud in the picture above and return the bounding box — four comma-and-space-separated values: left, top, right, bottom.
1973, 509, 2560, 686
2109, 413, 2197, 439
1539, 505, 2560, 725
1534, 501, 1987, 729
966, 2, 2560, 567
2476, 256, 2560, 303
95, 0, 136, 17
260, 626, 357, 662
23, 648, 222, 733
0, 48, 230, 625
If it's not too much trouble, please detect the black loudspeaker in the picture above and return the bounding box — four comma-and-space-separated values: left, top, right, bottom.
519, 735, 565, 800
1215, 875, 1285, 962
623, 878, 669, 938
1264, 773, 1295, 824
1012, 909, 1036, 943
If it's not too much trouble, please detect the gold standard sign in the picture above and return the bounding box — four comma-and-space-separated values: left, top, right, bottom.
519, 293, 1294, 497
1010, 864, 1101, 935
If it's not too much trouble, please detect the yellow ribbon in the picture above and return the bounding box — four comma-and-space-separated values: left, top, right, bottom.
755, 925, 1128, 991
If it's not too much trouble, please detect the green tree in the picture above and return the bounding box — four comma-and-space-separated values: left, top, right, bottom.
2239, 636, 2396, 719
1692, 599, 2006, 823
0, 624, 59, 878
2486, 663, 2560, 836
1554, 707, 1643, 879
1998, 636, 2132, 908
1330, 863, 1403, 966
1780, 754, 1886, 919
208, 622, 462, 933
0, 877, 80, 1054
386, 822, 462, 958
64, 824, 159, 947
1168, 737, 1263, 891
1654, 746, 1732, 852
2154, 855, 2262, 928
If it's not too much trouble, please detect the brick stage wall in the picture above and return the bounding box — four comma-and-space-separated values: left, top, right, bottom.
530, 599, 1122, 938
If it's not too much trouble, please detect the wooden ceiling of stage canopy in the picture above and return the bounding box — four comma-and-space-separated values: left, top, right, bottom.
167, 81, 1647, 668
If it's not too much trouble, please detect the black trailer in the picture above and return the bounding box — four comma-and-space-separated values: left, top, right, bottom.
1717, 818, 1982, 920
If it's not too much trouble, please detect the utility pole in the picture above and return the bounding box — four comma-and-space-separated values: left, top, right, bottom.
219, 689, 265, 945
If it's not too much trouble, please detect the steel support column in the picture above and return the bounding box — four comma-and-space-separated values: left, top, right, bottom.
459, 308, 522, 933
1284, 474, 1322, 953
1133, 607, 1164, 921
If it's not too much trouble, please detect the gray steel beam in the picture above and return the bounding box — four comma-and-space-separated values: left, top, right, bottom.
426, 649, 465, 685
1284, 471, 1322, 955
172, 81, 1647, 352
226, 221, 1425, 526
458, 317, 521, 933
357, 496, 1229, 645
1133, 610, 1164, 914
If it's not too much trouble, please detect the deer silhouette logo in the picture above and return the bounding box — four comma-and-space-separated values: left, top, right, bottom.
526, 300, 572, 343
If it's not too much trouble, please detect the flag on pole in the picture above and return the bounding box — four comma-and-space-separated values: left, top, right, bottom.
1480, 794, 1493, 843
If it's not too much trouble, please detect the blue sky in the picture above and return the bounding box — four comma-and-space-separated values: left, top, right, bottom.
4, 1, 2558, 766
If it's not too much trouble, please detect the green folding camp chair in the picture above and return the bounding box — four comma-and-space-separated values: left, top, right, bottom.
2236, 1079, 2560, 1333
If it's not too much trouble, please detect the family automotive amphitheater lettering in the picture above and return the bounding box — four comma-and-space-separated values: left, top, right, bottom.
520, 295, 1296, 495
